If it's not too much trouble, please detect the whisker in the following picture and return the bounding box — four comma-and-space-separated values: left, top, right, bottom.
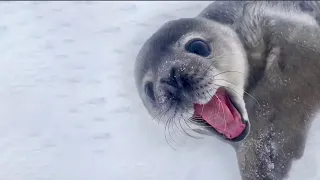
170, 107, 195, 145
213, 70, 245, 77
199, 51, 242, 76
164, 131, 177, 150
187, 117, 214, 128
158, 100, 178, 150
200, 58, 218, 81
213, 79, 261, 108
157, 101, 173, 126
171, 103, 207, 138
179, 114, 204, 139
152, 106, 168, 124
164, 117, 178, 150
166, 104, 180, 142
164, 89, 207, 139
168, 116, 180, 145
170, 117, 183, 143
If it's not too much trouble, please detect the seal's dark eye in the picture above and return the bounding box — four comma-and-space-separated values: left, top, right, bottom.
185, 39, 211, 57
145, 82, 155, 102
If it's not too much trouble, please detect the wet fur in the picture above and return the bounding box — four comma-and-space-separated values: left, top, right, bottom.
134, 1, 320, 180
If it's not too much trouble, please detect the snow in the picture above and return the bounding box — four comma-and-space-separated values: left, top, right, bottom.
0, 1, 318, 180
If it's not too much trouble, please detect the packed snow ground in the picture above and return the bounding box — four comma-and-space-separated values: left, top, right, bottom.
0, 1, 319, 180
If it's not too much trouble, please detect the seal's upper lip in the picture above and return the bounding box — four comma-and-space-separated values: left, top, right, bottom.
193, 87, 247, 140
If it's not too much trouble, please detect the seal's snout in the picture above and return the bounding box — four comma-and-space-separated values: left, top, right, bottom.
160, 67, 187, 91
159, 66, 192, 103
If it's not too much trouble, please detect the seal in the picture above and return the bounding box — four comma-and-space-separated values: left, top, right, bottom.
134, 1, 320, 179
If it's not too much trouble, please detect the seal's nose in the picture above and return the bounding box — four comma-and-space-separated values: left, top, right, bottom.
160, 68, 180, 89
159, 67, 190, 101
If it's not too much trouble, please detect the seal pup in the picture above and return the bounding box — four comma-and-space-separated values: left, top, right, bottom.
134, 1, 320, 179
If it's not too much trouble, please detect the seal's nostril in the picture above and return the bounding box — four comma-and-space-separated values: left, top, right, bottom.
160, 67, 193, 93
159, 67, 186, 101
162, 67, 191, 91
159, 66, 195, 102
160, 67, 180, 90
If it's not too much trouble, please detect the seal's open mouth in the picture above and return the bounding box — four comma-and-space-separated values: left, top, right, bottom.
193, 88, 246, 140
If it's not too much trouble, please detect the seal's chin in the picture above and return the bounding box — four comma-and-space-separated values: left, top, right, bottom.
193, 87, 248, 142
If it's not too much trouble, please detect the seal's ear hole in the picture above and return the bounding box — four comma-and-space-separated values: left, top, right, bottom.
145, 82, 156, 102
185, 39, 211, 57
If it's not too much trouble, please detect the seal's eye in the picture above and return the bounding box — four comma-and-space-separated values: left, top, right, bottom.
145, 82, 156, 102
185, 39, 211, 57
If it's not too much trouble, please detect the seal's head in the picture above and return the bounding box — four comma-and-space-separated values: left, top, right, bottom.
134, 18, 250, 142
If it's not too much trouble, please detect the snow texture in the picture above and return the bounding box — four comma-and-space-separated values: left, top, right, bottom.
0, 1, 319, 180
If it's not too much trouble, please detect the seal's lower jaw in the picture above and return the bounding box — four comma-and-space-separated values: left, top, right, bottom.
193, 88, 249, 142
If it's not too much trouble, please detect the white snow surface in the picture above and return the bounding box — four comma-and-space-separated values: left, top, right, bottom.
0, 1, 319, 180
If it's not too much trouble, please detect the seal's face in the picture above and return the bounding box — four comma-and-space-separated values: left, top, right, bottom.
134, 18, 250, 142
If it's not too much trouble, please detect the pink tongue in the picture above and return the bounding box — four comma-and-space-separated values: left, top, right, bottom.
193, 89, 245, 139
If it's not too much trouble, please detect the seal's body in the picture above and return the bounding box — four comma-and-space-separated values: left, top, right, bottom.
134, 1, 320, 179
